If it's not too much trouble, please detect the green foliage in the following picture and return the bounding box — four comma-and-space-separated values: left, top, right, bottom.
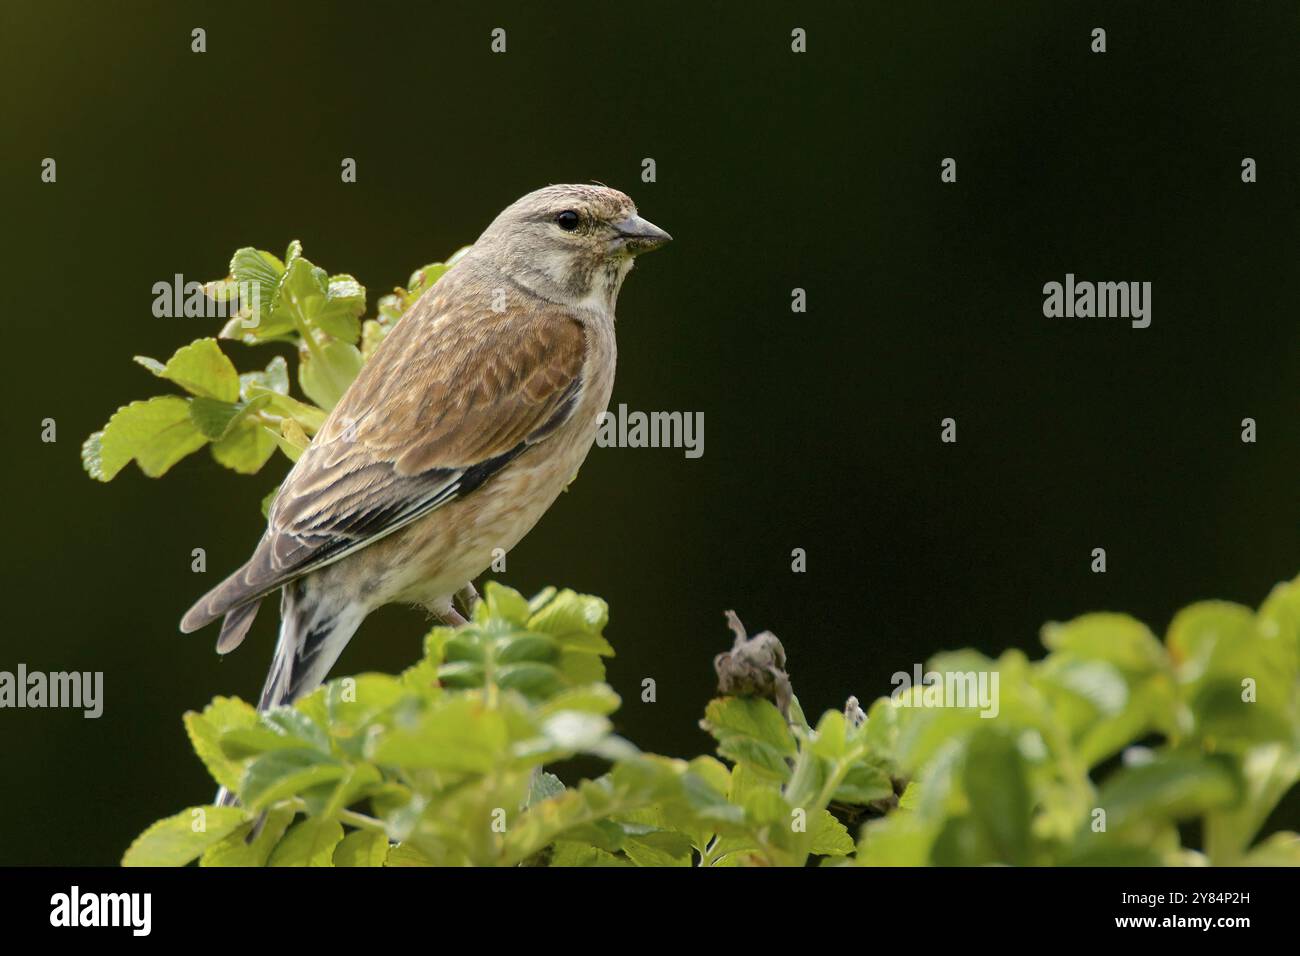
124, 576, 1300, 867
82, 242, 467, 494
852, 577, 1300, 867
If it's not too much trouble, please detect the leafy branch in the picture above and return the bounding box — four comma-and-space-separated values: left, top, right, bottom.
81, 241, 466, 513
122, 576, 1300, 867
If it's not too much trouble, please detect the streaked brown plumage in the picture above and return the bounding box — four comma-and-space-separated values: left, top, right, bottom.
181, 185, 670, 728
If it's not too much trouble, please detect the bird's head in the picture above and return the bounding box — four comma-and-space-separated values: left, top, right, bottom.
471, 184, 671, 313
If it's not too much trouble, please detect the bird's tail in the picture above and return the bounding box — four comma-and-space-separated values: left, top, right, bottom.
214, 581, 366, 810
259, 581, 367, 712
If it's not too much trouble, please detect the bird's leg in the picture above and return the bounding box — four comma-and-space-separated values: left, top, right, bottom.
454, 582, 481, 619
438, 607, 469, 628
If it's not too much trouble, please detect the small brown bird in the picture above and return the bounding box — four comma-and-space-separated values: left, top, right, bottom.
181, 184, 670, 718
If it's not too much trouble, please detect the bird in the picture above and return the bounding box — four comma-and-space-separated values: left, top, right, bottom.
181, 184, 671, 725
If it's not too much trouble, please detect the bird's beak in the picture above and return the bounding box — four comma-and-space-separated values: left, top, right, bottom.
612, 215, 672, 254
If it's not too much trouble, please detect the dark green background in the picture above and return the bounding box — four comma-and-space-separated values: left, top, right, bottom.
1, 1, 1296, 865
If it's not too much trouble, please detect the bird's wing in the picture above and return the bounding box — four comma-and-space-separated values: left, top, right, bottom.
181, 282, 588, 634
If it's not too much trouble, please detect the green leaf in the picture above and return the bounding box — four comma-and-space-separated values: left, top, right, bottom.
384, 843, 437, 866
1042, 613, 1167, 674
333, 829, 391, 867
324, 673, 405, 725
622, 827, 695, 866
190, 390, 272, 440
200, 807, 295, 867
87, 396, 208, 480
1168, 602, 1254, 679
239, 355, 290, 399
537, 711, 621, 756
1203, 743, 1300, 863
527, 587, 558, 614
266, 705, 330, 748
322, 674, 405, 758
686, 755, 732, 798
1189, 680, 1294, 745
503, 757, 688, 865
482, 582, 533, 626
558, 648, 607, 685
317, 275, 367, 340
239, 749, 347, 810
855, 815, 944, 867
214, 247, 292, 342
1098, 753, 1242, 832
1169, 600, 1296, 747
702, 697, 796, 778
963, 727, 1032, 865
268, 816, 345, 867
367, 695, 508, 773
210, 414, 278, 474
497, 662, 563, 697
134, 338, 240, 402
266, 420, 310, 463
833, 759, 895, 805
232, 247, 285, 303
221, 705, 328, 760
528, 589, 611, 649
539, 684, 621, 717
187, 397, 244, 440
298, 337, 363, 410
1256, 575, 1300, 650
248, 389, 326, 434
526, 771, 566, 807
122, 806, 249, 867
810, 709, 850, 760
279, 257, 366, 343
808, 809, 854, 857
79, 431, 106, 481
497, 634, 560, 665
1241, 831, 1300, 866
549, 842, 632, 867
183, 696, 258, 791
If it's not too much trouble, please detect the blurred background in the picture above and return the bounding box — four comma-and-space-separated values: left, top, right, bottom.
0, 1, 1296, 864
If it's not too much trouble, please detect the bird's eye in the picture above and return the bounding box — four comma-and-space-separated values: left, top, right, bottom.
555, 210, 581, 231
